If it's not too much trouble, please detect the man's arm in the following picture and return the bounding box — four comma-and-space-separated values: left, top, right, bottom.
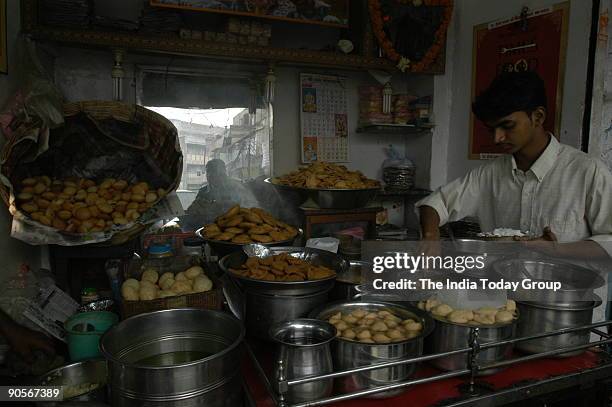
415, 166, 485, 238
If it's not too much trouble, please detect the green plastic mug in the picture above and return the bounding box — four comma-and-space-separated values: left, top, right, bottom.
65, 311, 118, 361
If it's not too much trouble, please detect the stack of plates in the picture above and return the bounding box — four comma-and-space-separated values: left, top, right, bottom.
383, 166, 416, 191
43, 0, 91, 28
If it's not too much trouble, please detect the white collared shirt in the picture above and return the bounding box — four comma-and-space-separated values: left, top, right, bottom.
416, 135, 612, 257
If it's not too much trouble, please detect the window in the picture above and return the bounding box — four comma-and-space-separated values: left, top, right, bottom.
137, 65, 272, 209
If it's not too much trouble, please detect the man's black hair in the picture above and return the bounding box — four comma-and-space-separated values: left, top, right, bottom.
472, 71, 547, 123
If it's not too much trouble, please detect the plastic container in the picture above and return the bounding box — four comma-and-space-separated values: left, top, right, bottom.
65, 311, 118, 361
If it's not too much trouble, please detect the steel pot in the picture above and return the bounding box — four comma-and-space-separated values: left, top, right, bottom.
100, 308, 245, 407
330, 261, 371, 301
310, 301, 434, 398
427, 316, 517, 375
270, 319, 336, 403
36, 359, 107, 406
515, 297, 601, 357
246, 287, 331, 340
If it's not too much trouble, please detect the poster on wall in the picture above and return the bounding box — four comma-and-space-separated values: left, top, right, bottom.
470, 2, 569, 160
300, 73, 349, 163
149, 1, 349, 28
0, 0, 6, 74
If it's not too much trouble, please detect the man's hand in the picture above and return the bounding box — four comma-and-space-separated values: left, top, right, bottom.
418, 235, 442, 258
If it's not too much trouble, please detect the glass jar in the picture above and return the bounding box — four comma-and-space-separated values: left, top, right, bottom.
141, 243, 175, 274
181, 237, 204, 265
81, 287, 99, 305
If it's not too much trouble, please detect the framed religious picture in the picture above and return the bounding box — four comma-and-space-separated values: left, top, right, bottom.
0, 0, 6, 74
469, 2, 569, 159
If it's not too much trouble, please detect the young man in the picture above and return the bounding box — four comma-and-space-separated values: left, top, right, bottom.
417, 71, 612, 260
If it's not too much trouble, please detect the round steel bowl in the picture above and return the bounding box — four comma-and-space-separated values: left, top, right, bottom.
264, 178, 381, 209
195, 227, 302, 257
218, 247, 344, 296
310, 301, 434, 399
36, 359, 107, 405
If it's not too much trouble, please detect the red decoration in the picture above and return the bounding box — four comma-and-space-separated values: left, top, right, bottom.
368, 0, 453, 72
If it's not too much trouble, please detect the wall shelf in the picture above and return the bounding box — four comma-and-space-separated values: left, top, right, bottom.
20, 0, 446, 73
356, 123, 434, 134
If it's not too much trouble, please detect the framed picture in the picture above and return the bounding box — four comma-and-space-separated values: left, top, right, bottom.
469, 2, 569, 159
0, 0, 6, 74
150, 0, 349, 28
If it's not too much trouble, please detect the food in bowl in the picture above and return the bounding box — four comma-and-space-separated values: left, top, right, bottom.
201, 205, 298, 244
14, 176, 167, 233
418, 297, 517, 326
121, 265, 212, 301
326, 308, 423, 343
272, 162, 380, 189
229, 253, 335, 282
63, 382, 102, 399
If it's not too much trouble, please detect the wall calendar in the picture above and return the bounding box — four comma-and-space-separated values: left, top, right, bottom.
300, 73, 349, 163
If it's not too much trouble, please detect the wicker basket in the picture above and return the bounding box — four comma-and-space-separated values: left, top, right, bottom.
121, 283, 224, 319
0, 101, 182, 246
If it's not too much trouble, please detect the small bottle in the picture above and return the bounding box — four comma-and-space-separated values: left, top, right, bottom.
81, 287, 99, 305
181, 237, 204, 265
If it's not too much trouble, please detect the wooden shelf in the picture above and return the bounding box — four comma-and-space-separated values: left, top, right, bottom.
356, 123, 435, 134
20, 0, 446, 72
27, 25, 400, 70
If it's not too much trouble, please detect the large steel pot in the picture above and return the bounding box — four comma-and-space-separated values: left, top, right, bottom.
246, 287, 331, 340
219, 247, 343, 296
515, 297, 601, 357
427, 316, 517, 375
100, 309, 245, 407
310, 301, 434, 398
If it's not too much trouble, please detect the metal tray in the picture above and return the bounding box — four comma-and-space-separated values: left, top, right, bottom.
218, 246, 345, 295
